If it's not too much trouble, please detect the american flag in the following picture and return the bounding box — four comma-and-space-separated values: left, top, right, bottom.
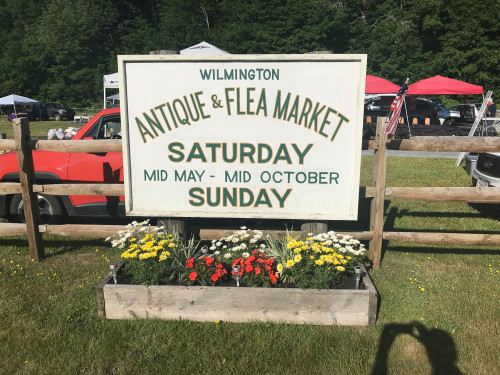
385, 80, 409, 135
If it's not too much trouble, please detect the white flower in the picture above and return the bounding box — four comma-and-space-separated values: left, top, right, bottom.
222, 245, 227, 249
250, 238, 257, 244
232, 246, 241, 252
242, 252, 250, 258
214, 251, 220, 255
260, 244, 266, 249
210, 246, 216, 251
241, 226, 247, 230
240, 243, 247, 249
232, 238, 239, 243
224, 253, 232, 259
216, 241, 222, 247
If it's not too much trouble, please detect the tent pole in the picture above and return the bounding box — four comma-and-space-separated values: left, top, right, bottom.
403, 99, 412, 137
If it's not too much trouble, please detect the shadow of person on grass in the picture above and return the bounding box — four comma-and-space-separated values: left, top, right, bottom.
371, 321, 462, 375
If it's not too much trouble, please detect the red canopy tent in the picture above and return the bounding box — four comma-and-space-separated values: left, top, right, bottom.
407, 75, 483, 95
365, 74, 399, 94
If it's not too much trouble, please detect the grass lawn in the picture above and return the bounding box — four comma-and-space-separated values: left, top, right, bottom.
0, 111, 100, 140
1, 157, 499, 374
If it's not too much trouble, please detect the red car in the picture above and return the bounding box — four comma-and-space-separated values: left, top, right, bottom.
0, 107, 124, 224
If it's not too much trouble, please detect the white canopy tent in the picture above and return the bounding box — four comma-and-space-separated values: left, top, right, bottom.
0, 94, 39, 114
103, 73, 119, 108
103, 42, 229, 108
179, 41, 229, 55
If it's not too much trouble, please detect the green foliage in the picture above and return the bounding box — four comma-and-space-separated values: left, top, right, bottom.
0, 0, 499, 106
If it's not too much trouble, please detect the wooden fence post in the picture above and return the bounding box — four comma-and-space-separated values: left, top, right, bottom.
13, 117, 44, 260
300, 222, 328, 239
369, 117, 388, 269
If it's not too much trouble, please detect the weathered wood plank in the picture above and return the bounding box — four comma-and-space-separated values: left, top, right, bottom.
385, 186, 500, 202
40, 183, 124, 196
13, 118, 44, 260
199, 229, 373, 241
102, 264, 377, 326
383, 232, 500, 246
0, 223, 47, 236
0, 139, 15, 151
34, 139, 122, 153
369, 117, 388, 269
387, 136, 500, 152
45, 224, 128, 238
368, 137, 500, 152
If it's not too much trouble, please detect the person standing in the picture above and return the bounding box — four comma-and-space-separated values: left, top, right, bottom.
486, 98, 497, 126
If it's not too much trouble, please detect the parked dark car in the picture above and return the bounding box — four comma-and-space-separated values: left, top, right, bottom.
42, 102, 75, 121
365, 97, 460, 125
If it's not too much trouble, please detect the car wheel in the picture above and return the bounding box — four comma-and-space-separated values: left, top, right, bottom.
9, 194, 66, 224
54, 113, 62, 121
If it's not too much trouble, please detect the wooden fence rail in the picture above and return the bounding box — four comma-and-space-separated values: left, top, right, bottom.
0, 117, 499, 267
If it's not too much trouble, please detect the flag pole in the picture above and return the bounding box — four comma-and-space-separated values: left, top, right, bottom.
403, 78, 411, 137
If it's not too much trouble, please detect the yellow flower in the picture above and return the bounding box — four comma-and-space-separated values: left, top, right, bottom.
286, 260, 295, 268
294, 254, 302, 263
277, 263, 283, 273
336, 266, 345, 271
168, 243, 176, 248
315, 259, 324, 266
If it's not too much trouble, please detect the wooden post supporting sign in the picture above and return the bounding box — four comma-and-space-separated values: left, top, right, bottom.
13, 117, 44, 260
369, 117, 388, 269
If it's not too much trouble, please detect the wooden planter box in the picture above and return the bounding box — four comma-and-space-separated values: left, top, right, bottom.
97, 263, 378, 326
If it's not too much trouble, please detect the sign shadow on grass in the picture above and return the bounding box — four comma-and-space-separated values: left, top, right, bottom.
371, 321, 462, 375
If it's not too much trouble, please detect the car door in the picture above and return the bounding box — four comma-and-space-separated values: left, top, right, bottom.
66, 113, 124, 211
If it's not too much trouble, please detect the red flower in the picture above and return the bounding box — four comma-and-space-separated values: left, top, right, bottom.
257, 258, 264, 263
205, 257, 214, 266
255, 267, 262, 275
252, 250, 258, 254
246, 256, 256, 264
189, 272, 198, 281
187, 258, 194, 268
269, 274, 277, 283
211, 274, 219, 282
265, 265, 271, 271
216, 269, 225, 277
245, 264, 254, 273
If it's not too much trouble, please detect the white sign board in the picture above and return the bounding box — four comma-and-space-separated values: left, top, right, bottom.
119, 54, 366, 220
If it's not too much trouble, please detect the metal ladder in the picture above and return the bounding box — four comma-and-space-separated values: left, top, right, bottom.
455, 90, 493, 166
